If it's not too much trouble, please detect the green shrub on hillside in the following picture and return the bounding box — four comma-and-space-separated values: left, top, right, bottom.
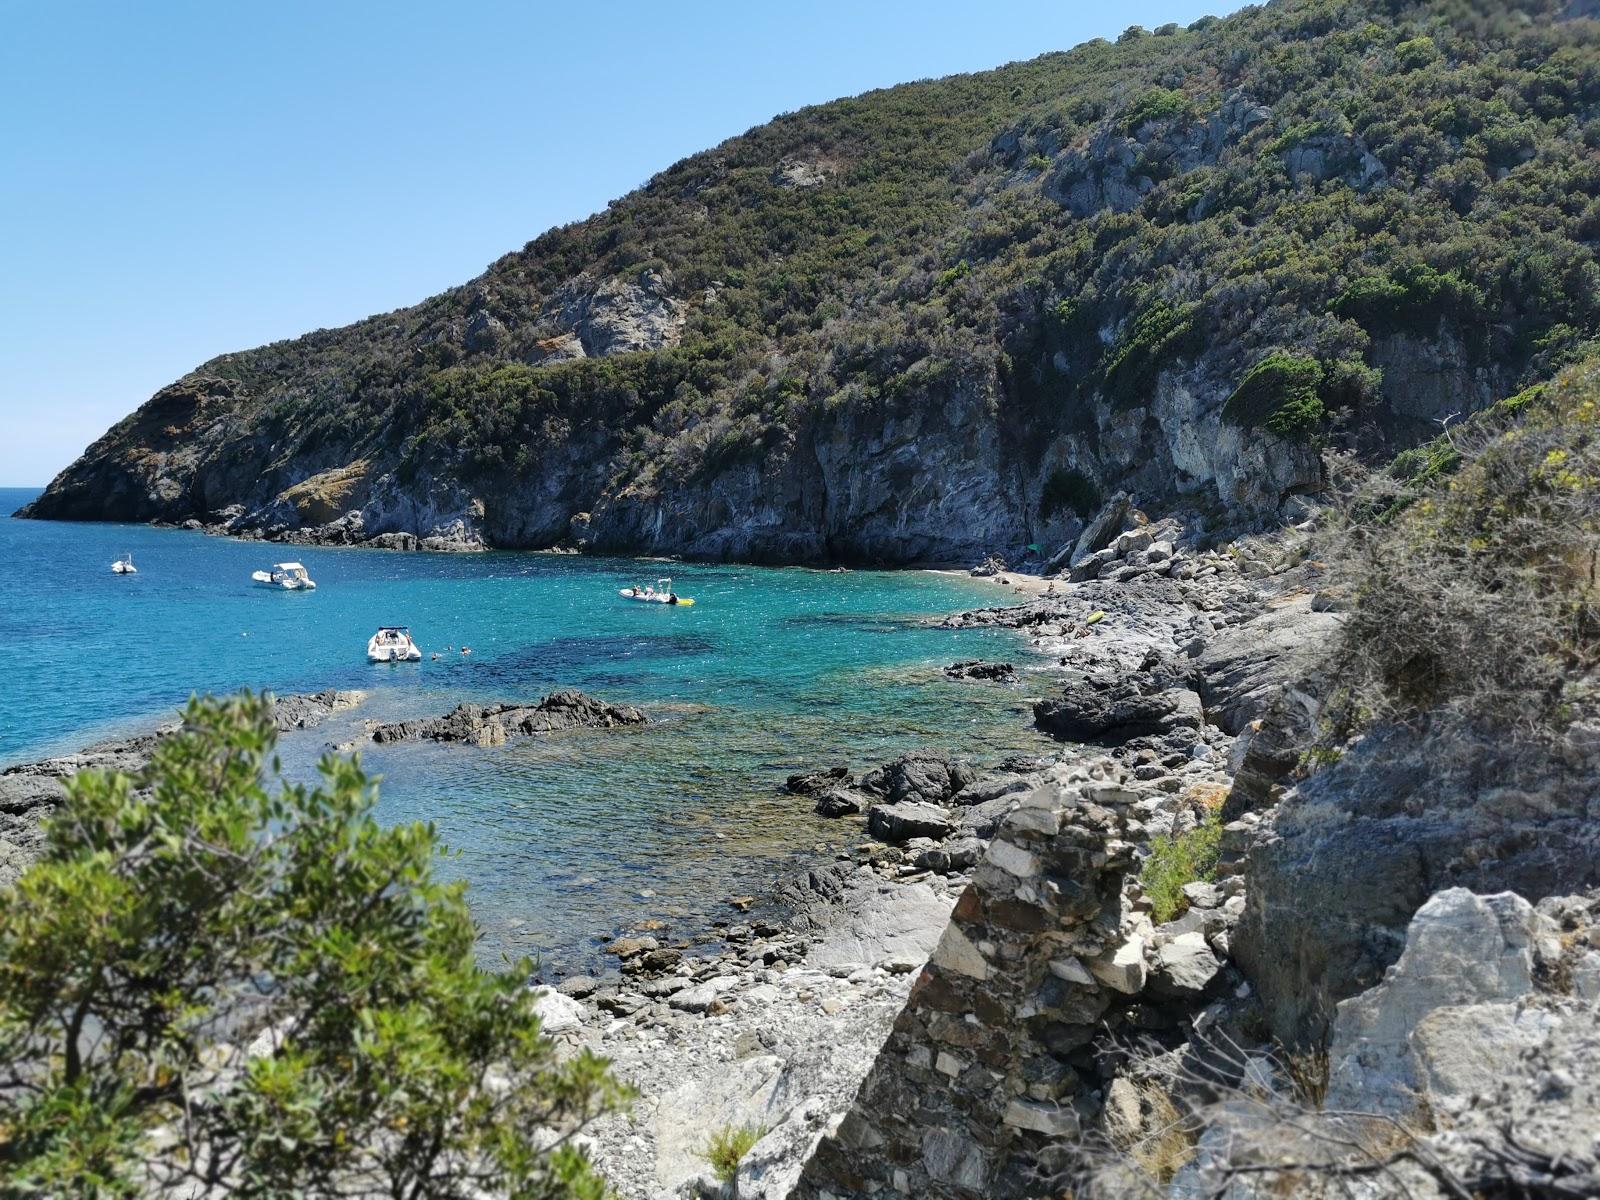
0, 695, 627, 1197
1120, 88, 1196, 133
1100, 299, 1203, 409
47, 0, 1600, 525
705, 1124, 766, 1184
1222, 353, 1327, 438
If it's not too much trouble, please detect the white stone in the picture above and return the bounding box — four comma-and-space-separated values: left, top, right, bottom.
668, 975, 740, 1013
1003, 1098, 1079, 1136
987, 838, 1040, 878
1326, 888, 1556, 1115
1411, 1002, 1560, 1117
929, 924, 990, 981
1088, 936, 1148, 994
528, 986, 586, 1033
807, 881, 951, 974
1574, 949, 1600, 1002
1049, 956, 1096, 986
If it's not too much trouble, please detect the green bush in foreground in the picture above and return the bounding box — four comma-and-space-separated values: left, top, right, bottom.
0, 693, 628, 1198
704, 1123, 766, 1185
1139, 814, 1223, 923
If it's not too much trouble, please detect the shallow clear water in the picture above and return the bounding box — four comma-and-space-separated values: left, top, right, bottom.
0, 488, 1049, 967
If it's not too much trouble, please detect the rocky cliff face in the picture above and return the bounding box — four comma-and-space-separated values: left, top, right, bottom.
21, 0, 1596, 561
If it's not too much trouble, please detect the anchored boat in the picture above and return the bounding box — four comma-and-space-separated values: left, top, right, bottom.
252, 561, 316, 590
111, 553, 137, 574
619, 577, 695, 606
367, 626, 422, 663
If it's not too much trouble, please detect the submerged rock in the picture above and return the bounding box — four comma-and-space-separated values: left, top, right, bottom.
785, 766, 854, 796
369, 690, 646, 746
270, 688, 366, 731
944, 659, 1017, 683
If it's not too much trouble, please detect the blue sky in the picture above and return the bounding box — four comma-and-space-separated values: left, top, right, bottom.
0, 0, 1234, 485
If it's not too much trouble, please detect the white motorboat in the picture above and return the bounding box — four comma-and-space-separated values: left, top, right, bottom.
252, 562, 316, 590
367, 626, 422, 663
618, 577, 695, 606
111, 553, 137, 574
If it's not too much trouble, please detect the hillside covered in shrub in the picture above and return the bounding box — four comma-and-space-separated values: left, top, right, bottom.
23, 0, 1600, 563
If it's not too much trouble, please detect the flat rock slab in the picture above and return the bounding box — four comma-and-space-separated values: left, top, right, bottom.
370, 690, 646, 745
944, 660, 1017, 683
1034, 683, 1202, 744
868, 801, 956, 844
270, 688, 366, 731
807, 881, 953, 973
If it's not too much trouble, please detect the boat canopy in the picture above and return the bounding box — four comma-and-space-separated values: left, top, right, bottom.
275, 562, 307, 572
377, 626, 411, 633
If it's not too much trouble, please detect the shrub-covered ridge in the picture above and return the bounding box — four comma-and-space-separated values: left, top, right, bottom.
22, 0, 1600, 563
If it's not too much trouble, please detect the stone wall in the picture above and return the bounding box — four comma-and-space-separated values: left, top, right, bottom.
790, 765, 1141, 1200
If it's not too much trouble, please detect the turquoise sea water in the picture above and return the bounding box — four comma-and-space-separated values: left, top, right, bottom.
0, 488, 1047, 967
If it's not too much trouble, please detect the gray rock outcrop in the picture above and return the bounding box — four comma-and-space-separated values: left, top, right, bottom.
1234, 719, 1600, 1047
859, 750, 975, 806
1324, 889, 1559, 1119
368, 690, 647, 746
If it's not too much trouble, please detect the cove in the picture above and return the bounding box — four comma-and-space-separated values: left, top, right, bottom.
0, 488, 1047, 965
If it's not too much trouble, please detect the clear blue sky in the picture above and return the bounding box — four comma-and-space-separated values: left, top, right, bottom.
0, 0, 1234, 486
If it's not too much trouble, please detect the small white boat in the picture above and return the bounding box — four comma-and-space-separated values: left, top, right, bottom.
252, 562, 316, 590
618, 577, 695, 606
367, 626, 422, 663
111, 554, 137, 574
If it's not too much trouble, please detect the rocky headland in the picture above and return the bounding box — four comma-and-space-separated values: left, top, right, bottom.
17, 2, 1599, 571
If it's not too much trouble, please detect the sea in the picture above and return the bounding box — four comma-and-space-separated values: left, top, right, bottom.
0, 487, 1049, 969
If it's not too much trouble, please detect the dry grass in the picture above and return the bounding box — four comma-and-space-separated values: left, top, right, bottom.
1315, 360, 1600, 745
1125, 1083, 1196, 1184
1280, 1043, 1330, 1110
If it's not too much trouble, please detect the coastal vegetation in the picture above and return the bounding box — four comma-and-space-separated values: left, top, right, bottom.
1320, 357, 1600, 741
0, 694, 625, 1197
1138, 812, 1224, 923
704, 1123, 766, 1185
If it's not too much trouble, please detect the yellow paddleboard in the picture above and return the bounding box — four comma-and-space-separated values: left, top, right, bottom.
675, 598, 695, 606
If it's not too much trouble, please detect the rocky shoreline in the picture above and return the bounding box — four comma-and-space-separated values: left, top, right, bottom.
6, 514, 1596, 1199
0, 688, 367, 887
526, 504, 1598, 1199
521, 518, 1318, 1198
0, 520, 1301, 1198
